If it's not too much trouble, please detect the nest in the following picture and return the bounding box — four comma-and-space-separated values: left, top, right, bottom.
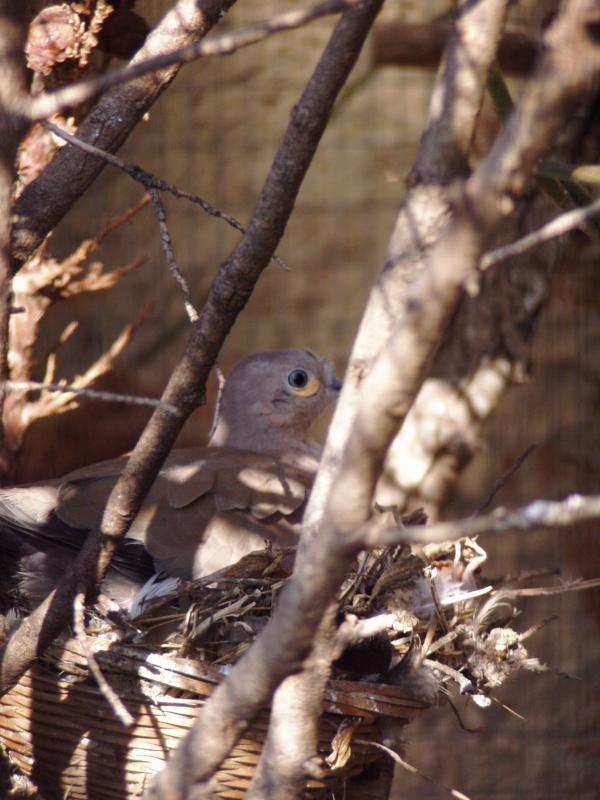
0, 535, 563, 799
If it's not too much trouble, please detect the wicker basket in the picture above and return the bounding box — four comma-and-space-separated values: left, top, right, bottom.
0, 634, 429, 799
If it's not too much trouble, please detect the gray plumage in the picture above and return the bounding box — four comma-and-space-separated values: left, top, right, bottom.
0, 349, 340, 612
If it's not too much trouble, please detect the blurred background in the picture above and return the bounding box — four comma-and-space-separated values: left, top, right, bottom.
14, 1, 600, 798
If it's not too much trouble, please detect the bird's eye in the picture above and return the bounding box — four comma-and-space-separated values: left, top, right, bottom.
286, 368, 321, 397
288, 369, 309, 389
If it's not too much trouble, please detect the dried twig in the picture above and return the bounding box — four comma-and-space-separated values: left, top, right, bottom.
472, 443, 536, 516
147, 188, 198, 322
208, 366, 226, 441
500, 577, 600, 598
73, 587, 134, 727
23, 0, 366, 122
364, 493, 600, 548
3, 380, 179, 416
44, 121, 287, 269
18, 302, 155, 423
482, 194, 600, 269
355, 739, 472, 800
13, 0, 237, 265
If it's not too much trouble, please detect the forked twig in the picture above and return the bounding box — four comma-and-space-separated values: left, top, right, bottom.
45, 121, 288, 270
73, 587, 134, 727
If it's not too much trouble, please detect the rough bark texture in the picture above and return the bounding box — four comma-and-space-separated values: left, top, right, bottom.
0, 4, 28, 465
12, 0, 237, 266
143, 3, 600, 800
372, 20, 538, 76
0, 0, 381, 703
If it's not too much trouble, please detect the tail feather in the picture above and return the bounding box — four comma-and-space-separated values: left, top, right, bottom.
0, 492, 154, 612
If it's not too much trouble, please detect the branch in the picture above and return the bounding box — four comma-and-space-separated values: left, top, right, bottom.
363, 493, 600, 548
0, 0, 374, 714
142, 4, 385, 798
0, 3, 28, 469
22, 0, 366, 122
245, 607, 338, 800
141, 3, 600, 798
482, 193, 600, 268
305, 0, 511, 528
12, 0, 237, 266
44, 121, 287, 269
4, 380, 178, 416
147, 188, 198, 322
73, 587, 133, 727
372, 19, 538, 76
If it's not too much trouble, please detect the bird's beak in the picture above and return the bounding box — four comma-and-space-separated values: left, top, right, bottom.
331, 377, 343, 394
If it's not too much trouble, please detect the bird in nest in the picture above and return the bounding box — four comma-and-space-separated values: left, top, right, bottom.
0, 349, 341, 615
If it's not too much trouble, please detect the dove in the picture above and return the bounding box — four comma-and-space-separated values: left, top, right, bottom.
0, 349, 341, 614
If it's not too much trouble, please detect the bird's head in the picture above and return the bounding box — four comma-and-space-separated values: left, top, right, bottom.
208, 349, 341, 455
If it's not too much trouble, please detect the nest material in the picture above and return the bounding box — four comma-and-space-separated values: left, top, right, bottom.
0, 537, 556, 799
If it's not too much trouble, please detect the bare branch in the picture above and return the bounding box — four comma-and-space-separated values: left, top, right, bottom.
482, 193, 600, 268
246, 607, 338, 800
23, 0, 366, 122
73, 587, 134, 727
364, 493, 600, 548
355, 739, 472, 800
12, 0, 237, 265
141, 5, 385, 798
372, 19, 538, 77
147, 188, 198, 322
141, 4, 600, 798
44, 121, 287, 268
306, 0, 511, 528
472, 443, 536, 516
0, 0, 373, 716
0, 3, 28, 469
3, 380, 179, 417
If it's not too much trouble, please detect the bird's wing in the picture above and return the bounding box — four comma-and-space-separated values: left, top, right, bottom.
164, 448, 311, 516
54, 447, 315, 580
147, 448, 315, 578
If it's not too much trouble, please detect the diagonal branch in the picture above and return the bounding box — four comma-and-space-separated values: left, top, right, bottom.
142, 4, 385, 799
44, 121, 287, 268
0, 0, 379, 712
23, 0, 367, 122
305, 0, 512, 529
141, 2, 600, 799
12, 0, 237, 266
482, 193, 600, 268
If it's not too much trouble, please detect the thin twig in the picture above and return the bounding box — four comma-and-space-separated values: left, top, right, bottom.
3, 380, 179, 415
208, 365, 226, 440
499, 577, 600, 598
73, 587, 134, 727
45, 121, 288, 270
147, 189, 198, 322
364, 493, 600, 548
13, 0, 235, 266
25, 0, 364, 121
482, 194, 600, 269
472, 443, 536, 516
355, 740, 472, 800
